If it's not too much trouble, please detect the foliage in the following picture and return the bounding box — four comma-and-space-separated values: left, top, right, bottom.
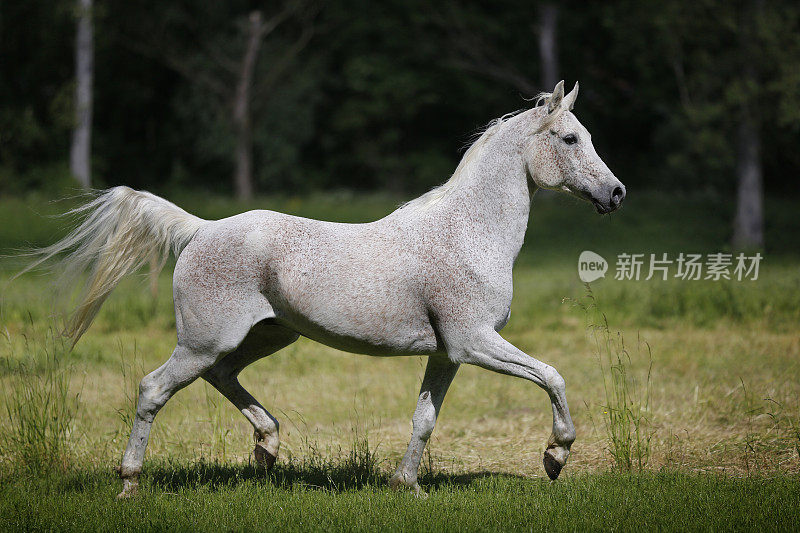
0, 324, 81, 473
2, 1, 800, 196
570, 288, 653, 471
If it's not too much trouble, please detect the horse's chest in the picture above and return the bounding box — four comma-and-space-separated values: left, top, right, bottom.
424, 257, 514, 328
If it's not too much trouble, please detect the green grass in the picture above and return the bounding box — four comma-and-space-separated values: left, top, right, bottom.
1, 466, 798, 531
1, 190, 799, 530
0, 326, 79, 473
572, 288, 655, 472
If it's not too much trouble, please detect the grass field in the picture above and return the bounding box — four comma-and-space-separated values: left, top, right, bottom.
1, 189, 799, 530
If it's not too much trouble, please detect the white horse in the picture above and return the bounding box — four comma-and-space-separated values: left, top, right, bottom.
26, 81, 624, 498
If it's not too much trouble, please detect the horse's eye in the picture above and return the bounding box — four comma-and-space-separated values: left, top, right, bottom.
563, 134, 578, 145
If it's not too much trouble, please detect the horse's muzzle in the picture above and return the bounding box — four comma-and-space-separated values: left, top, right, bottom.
592, 183, 626, 214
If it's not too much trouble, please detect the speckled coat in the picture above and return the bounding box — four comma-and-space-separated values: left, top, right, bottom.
31, 81, 625, 498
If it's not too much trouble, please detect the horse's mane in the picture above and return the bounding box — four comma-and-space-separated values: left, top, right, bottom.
401, 92, 559, 211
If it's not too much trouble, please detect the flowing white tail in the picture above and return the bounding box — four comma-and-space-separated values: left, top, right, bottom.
21, 186, 207, 344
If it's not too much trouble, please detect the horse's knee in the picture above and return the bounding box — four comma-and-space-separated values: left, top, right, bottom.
136, 373, 167, 421
412, 393, 437, 441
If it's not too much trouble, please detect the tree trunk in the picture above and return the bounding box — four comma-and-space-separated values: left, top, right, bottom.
534, 2, 559, 200
732, 0, 764, 249
732, 107, 763, 249
538, 3, 558, 91
70, 0, 93, 189
232, 11, 264, 201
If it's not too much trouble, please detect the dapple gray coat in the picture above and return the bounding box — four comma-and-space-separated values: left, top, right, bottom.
26, 81, 625, 498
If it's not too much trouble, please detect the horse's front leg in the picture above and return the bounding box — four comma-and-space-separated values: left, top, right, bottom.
454, 329, 576, 480
390, 355, 459, 496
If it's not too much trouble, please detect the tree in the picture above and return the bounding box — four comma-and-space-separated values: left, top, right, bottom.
231, 8, 317, 200
537, 3, 558, 90
732, 0, 764, 249
434, 1, 560, 95
70, 0, 93, 188
6, 0, 800, 203
122, 1, 317, 200
435, 2, 536, 95
232, 11, 268, 201
642, 0, 800, 249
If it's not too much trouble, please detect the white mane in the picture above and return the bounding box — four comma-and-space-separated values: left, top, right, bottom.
401, 94, 560, 211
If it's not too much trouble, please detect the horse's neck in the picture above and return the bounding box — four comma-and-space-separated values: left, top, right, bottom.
440, 123, 532, 259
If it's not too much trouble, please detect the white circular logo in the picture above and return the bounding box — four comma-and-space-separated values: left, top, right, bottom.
578, 250, 608, 282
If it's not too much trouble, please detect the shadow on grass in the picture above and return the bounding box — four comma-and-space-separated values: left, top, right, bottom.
134, 460, 527, 493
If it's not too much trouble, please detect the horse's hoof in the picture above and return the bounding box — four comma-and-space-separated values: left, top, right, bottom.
543, 451, 563, 480
254, 442, 277, 470
390, 474, 427, 498
392, 481, 427, 499
117, 479, 138, 499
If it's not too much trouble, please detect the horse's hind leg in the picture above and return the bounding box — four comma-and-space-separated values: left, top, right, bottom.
202, 322, 299, 469
117, 344, 219, 498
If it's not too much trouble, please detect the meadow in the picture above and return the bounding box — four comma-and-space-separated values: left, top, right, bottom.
1, 190, 799, 531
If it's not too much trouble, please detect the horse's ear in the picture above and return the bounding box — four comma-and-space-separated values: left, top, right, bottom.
563, 81, 579, 111
547, 80, 565, 113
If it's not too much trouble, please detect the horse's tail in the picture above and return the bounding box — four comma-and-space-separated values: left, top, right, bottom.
19, 186, 208, 345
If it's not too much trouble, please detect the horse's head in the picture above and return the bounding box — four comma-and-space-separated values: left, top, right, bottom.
524, 81, 625, 214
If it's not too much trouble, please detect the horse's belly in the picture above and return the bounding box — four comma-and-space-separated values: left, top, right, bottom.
276, 310, 440, 356
301, 325, 439, 356
269, 281, 440, 356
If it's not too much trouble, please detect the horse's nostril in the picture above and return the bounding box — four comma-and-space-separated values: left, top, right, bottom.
611, 186, 624, 206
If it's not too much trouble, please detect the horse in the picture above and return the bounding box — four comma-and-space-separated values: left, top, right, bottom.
24, 80, 625, 498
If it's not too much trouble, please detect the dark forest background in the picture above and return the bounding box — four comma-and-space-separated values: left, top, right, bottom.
2, 0, 799, 247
